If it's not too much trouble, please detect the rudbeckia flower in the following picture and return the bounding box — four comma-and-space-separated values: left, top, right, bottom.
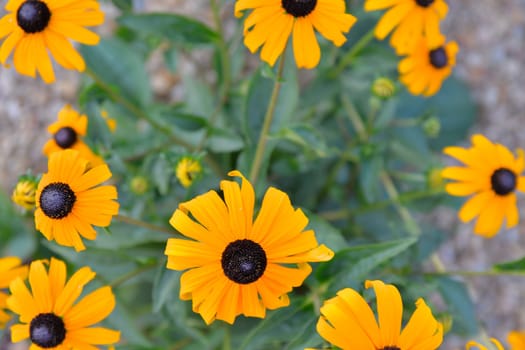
466, 338, 505, 350
7, 258, 120, 349
399, 37, 458, 96
35, 149, 119, 251
0, 0, 104, 83
312, 280, 443, 350
508, 331, 525, 349
0, 257, 28, 328
165, 170, 334, 324
235, 0, 357, 69
43, 104, 105, 167
175, 157, 202, 188
441, 134, 525, 237
364, 0, 448, 54
11, 176, 38, 210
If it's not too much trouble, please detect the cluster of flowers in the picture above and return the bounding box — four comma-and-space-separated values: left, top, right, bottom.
0, 0, 522, 348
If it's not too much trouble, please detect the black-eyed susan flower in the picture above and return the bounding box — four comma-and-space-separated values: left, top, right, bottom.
399, 37, 458, 96
509, 331, 525, 349
7, 258, 120, 349
312, 280, 442, 350
11, 175, 38, 210
0, 0, 104, 83
364, 0, 448, 54
466, 338, 505, 350
175, 157, 202, 188
35, 149, 119, 251
235, 0, 357, 69
441, 134, 525, 237
165, 170, 334, 324
0, 257, 28, 328
43, 105, 105, 167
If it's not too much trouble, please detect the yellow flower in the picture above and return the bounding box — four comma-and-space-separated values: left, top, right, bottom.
176, 157, 202, 188
0, 0, 104, 83
11, 177, 38, 210
441, 134, 525, 237
0, 257, 28, 328
399, 37, 459, 96
313, 280, 443, 349
165, 170, 334, 324
35, 149, 119, 251
466, 338, 505, 350
43, 104, 105, 167
364, 0, 448, 54
235, 0, 356, 69
7, 258, 120, 349
100, 109, 117, 133
508, 331, 525, 350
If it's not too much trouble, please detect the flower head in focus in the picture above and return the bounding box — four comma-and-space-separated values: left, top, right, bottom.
7, 258, 120, 349
35, 149, 119, 251
165, 170, 334, 324
311, 280, 443, 349
0, 0, 104, 83
441, 134, 525, 237
235, 0, 357, 69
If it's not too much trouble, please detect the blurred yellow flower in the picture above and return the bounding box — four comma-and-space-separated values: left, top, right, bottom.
235, 0, 356, 69
0, 0, 104, 83
466, 338, 505, 350
165, 170, 334, 324
364, 0, 448, 54
399, 37, 459, 96
11, 177, 38, 210
43, 105, 105, 167
0, 257, 28, 328
176, 157, 202, 188
508, 331, 525, 350
441, 134, 525, 237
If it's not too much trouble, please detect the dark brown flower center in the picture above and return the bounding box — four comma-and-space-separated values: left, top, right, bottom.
429, 47, 448, 68
415, 0, 434, 7
17, 0, 51, 34
39, 182, 76, 219
30, 313, 66, 348
491, 168, 517, 195
54, 127, 78, 149
281, 0, 317, 17
221, 239, 267, 284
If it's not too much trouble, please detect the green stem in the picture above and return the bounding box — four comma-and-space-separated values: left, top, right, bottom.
380, 171, 421, 236
341, 94, 367, 141
319, 187, 444, 220
115, 214, 175, 235
110, 263, 157, 288
196, 0, 232, 152
85, 68, 193, 150
249, 57, 286, 184
333, 28, 376, 76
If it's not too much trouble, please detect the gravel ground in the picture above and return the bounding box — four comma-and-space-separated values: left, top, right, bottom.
1, 1, 525, 349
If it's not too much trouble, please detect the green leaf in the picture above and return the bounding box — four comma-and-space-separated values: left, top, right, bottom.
493, 256, 525, 273
317, 237, 418, 291
436, 276, 478, 335
118, 13, 218, 45
80, 38, 152, 107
